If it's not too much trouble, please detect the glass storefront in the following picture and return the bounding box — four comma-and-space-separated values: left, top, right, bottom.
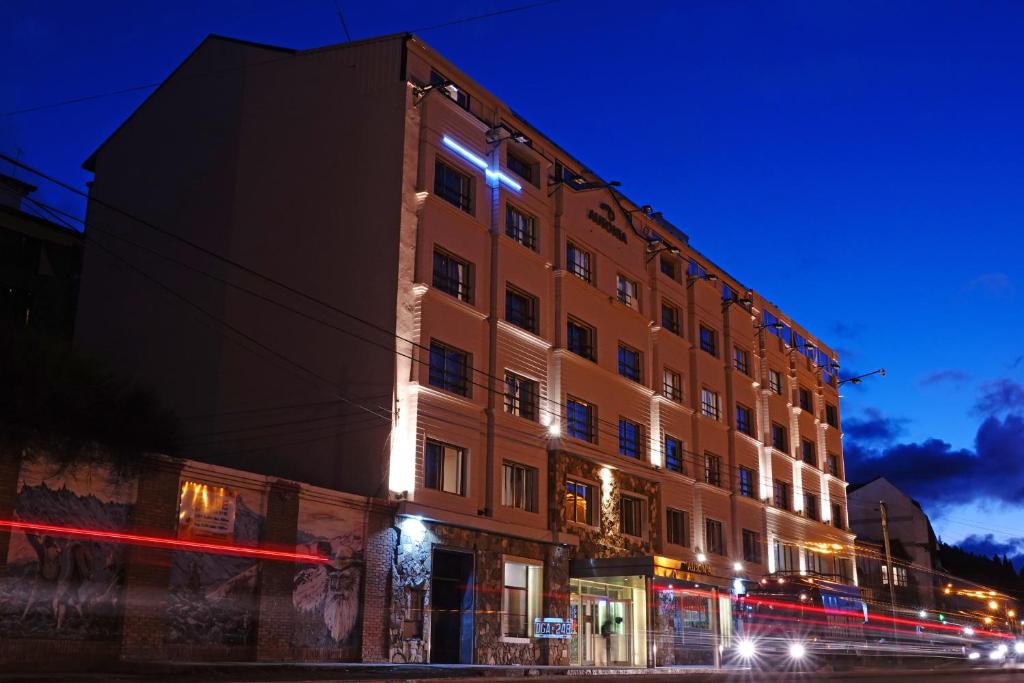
569, 577, 647, 667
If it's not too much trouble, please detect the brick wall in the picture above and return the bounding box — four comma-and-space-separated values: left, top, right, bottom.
360, 503, 396, 662
255, 480, 300, 661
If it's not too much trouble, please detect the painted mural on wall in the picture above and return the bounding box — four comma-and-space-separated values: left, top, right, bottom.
165, 481, 265, 647
0, 457, 136, 641
292, 499, 364, 651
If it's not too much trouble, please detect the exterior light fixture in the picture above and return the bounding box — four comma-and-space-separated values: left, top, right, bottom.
989, 600, 999, 610
919, 610, 927, 618
441, 135, 522, 192
838, 368, 886, 386
733, 562, 743, 572
548, 423, 561, 437
696, 551, 708, 563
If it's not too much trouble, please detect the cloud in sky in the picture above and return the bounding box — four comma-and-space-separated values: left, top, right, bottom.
843, 407, 908, 442
973, 378, 1024, 417
919, 369, 971, 387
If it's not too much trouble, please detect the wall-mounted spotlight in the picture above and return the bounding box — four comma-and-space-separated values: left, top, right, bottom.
413, 80, 455, 105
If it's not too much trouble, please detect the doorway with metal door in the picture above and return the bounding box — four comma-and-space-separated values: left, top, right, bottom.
430, 548, 474, 664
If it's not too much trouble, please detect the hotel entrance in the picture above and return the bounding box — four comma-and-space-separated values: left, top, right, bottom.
569, 575, 647, 668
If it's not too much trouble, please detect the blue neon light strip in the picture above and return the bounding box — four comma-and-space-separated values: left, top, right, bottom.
441, 135, 522, 192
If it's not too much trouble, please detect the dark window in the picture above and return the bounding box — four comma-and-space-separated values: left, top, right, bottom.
742, 529, 762, 564
566, 479, 595, 526
825, 403, 839, 428
430, 70, 470, 109
403, 587, 425, 640
826, 452, 840, 477
801, 438, 817, 467
736, 404, 753, 436
566, 318, 595, 360
616, 275, 638, 309
738, 466, 755, 498
699, 324, 717, 356
504, 372, 537, 420
506, 205, 536, 249
506, 151, 536, 185
704, 452, 722, 487
661, 302, 680, 334
660, 256, 677, 280
832, 502, 844, 529
799, 387, 813, 412
666, 508, 689, 546
663, 369, 682, 402
432, 249, 471, 302
664, 435, 684, 474
701, 389, 720, 420
706, 518, 725, 556
566, 242, 592, 282
424, 439, 465, 494
502, 461, 538, 513
617, 344, 642, 382
618, 418, 642, 458
771, 422, 788, 452
620, 495, 644, 537
773, 480, 791, 510
768, 369, 782, 394
434, 159, 472, 213
429, 341, 470, 396
733, 347, 750, 375
804, 492, 819, 520
566, 397, 596, 442
505, 286, 537, 333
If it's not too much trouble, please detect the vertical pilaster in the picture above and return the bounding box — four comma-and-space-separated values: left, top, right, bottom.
255, 480, 300, 661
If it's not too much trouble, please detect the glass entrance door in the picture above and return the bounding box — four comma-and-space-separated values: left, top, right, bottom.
573, 578, 645, 667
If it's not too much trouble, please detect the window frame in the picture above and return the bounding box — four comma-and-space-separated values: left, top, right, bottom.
704, 452, 722, 487
619, 493, 645, 538
771, 422, 788, 452
432, 248, 472, 303
565, 478, 597, 527
501, 461, 539, 513
617, 343, 642, 382
566, 396, 596, 443
799, 386, 813, 412
661, 301, 680, 335
735, 403, 753, 436
662, 368, 683, 402
700, 388, 720, 420
423, 438, 466, 495
699, 324, 718, 356
742, 529, 762, 564
501, 558, 542, 640
705, 518, 725, 556
664, 434, 684, 474
804, 492, 819, 520
618, 417, 643, 458
504, 371, 538, 421
434, 158, 473, 213
666, 508, 689, 546
733, 346, 750, 375
566, 242, 593, 282
801, 438, 817, 467
505, 203, 537, 250
773, 479, 791, 510
738, 466, 756, 498
506, 151, 538, 187
428, 340, 471, 397
768, 369, 783, 395
566, 317, 596, 361
825, 402, 839, 428
505, 285, 538, 334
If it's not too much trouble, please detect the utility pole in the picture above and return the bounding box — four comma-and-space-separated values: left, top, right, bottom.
880, 501, 899, 642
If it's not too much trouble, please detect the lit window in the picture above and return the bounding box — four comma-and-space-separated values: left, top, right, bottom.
700, 388, 720, 420
620, 494, 645, 537
434, 159, 472, 213
504, 371, 537, 420
616, 274, 639, 309
771, 422, 788, 452
567, 318, 596, 360
768, 369, 782, 395
881, 565, 908, 587
565, 479, 595, 526
666, 508, 689, 546
424, 439, 465, 495
505, 205, 536, 250
661, 302, 680, 334
433, 249, 471, 302
733, 347, 750, 375
704, 452, 722, 487
502, 461, 538, 513
736, 404, 753, 436
742, 529, 762, 564
428, 341, 470, 396
617, 343, 642, 382
738, 466, 755, 498
566, 397, 596, 442
618, 418, 642, 458
705, 518, 725, 556
502, 560, 542, 638
566, 243, 592, 282
664, 435, 684, 474
663, 369, 683, 402
505, 286, 538, 333
774, 541, 799, 572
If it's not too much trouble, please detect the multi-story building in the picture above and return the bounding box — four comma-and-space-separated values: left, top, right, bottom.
76, 33, 855, 666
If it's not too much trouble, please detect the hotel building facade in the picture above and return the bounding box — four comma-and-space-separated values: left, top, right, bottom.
77, 33, 856, 666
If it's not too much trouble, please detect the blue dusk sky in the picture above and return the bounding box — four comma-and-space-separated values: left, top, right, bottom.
3, 1, 1023, 560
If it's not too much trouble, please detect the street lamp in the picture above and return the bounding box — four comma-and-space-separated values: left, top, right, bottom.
838, 368, 886, 386
687, 271, 718, 288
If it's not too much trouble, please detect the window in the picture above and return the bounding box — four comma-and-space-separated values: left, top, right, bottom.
799, 387, 813, 412
618, 418, 642, 458
502, 462, 538, 513
566, 242, 592, 282
801, 438, 817, 466
704, 452, 722, 487
403, 587, 424, 640
768, 369, 782, 395
433, 249, 471, 302
620, 494, 644, 537
566, 318, 595, 360
733, 347, 750, 375
826, 452, 839, 477
505, 205, 536, 249
616, 274, 638, 309
566, 397, 596, 442
771, 422, 788, 452
805, 549, 830, 576
664, 435, 684, 474
663, 369, 683, 402
832, 502, 844, 529
660, 256, 678, 280
736, 404, 753, 436
507, 151, 536, 186
742, 529, 762, 564
705, 518, 725, 556
699, 324, 717, 356
424, 439, 465, 495
505, 286, 538, 333
666, 508, 689, 546
738, 466, 755, 498
502, 560, 542, 638
434, 159, 472, 213
700, 388, 720, 420
430, 70, 470, 109
774, 541, 799, 572
429, 341, 470, 396
565, 479, 595, 526
881, 565, 908, 587
661, 302, 680, 334
804, 492, 819, 520
773, 480, 791, 510
617, 344, 642, 382
504, 372, 537, 421
825, 403, 839, 428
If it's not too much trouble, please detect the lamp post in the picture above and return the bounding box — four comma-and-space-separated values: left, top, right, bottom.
838, 368, 886, 386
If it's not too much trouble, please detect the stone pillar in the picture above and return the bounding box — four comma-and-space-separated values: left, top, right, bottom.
541, 544, 571, 666
119, 455, 184, 661
0, 448, 23, 577
254, 480, 300, 661
360, 503, 396, 662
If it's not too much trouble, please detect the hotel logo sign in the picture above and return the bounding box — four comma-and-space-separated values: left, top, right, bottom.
587, 202, 627, 244
683, 561, 712, 575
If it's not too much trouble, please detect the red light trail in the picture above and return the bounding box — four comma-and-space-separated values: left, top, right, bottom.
0, 519, 329, 564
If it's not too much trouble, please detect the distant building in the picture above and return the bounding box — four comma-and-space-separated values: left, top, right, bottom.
0, 171, 82, 339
